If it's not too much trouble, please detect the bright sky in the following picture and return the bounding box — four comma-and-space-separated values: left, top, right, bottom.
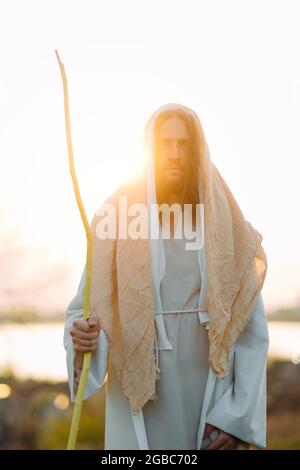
1, 0, 299, 313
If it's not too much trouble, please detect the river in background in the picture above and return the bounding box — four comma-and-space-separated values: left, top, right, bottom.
0, 321, 299, 381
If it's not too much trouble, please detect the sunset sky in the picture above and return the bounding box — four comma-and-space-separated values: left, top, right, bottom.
1, 0, 300, 313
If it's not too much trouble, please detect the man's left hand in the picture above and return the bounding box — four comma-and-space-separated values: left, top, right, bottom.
201, 423, 240, 450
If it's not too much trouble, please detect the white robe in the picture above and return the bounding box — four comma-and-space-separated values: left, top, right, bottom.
63, 231, 269, 450
142, 233, 210, 449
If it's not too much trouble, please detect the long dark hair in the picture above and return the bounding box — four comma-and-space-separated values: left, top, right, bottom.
152, 108, 204, 222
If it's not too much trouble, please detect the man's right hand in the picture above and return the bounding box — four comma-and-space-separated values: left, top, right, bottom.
70, 315, 100, 353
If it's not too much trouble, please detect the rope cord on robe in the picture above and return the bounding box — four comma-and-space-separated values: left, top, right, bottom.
155, 307, 210, 329
150, 307, 211, 403
55, 50, 93, 450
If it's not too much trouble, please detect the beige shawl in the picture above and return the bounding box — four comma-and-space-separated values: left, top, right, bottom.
90, 103, 268, 415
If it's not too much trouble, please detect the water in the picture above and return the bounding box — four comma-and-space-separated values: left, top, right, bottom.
0, 321, 299, 381
0, 322, 67, 381
267, 321, 300, 364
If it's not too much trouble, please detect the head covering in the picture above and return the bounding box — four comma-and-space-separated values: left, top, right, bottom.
90, 102, 268, 415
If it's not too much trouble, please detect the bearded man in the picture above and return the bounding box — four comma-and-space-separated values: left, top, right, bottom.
64, 103, 269, 450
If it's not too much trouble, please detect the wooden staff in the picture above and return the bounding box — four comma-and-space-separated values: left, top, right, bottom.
55, 49, 93, 450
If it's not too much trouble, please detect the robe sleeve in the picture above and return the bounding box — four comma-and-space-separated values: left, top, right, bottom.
63, 265, 108, 403
205, 292, 270, 449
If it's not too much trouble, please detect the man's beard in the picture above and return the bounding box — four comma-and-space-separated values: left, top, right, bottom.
155, 172, 185, 204
163, 178, 182, 194
155, 170, 200, 227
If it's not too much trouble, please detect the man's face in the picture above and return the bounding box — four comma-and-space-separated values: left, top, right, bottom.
154, 117, 191, 190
